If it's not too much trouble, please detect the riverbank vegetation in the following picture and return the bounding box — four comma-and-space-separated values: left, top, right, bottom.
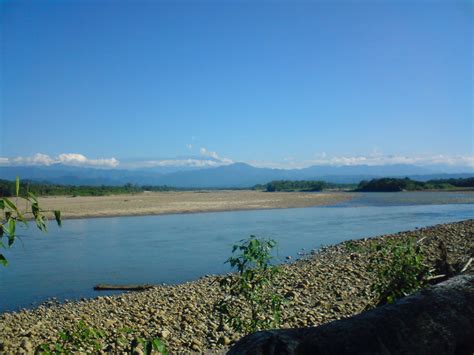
1, 176, 472, 197
348, 237, 431, 306
217, 236, 284, 334
257, 177, 474, 193
356, 177, 474, 192
0, 179, 183, 197
253, 180, 355, 192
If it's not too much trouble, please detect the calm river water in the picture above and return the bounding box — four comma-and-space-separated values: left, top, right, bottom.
1, 191, 473, 312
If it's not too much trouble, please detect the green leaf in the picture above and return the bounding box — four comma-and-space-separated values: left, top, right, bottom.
27, 192, 38, 203
0, 254, 8, 266
0, 199, 4, 210
31, 202, 40, 218
8, 234, 14, 247
8, 218, 16, 237
35, 216, 47, 232
54, 210, 62, 227
15, 176, 20, 197
3, 198, 19, 213
151, 338, 168, 353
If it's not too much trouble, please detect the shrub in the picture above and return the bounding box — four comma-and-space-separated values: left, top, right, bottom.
216, 236, 285, 334
367, 238, 430, 306
36, 321, 106, 354
36, 321, 168, 354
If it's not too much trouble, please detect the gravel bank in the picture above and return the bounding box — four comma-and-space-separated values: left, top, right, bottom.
1, 219, 472, 353
37, 190, 352, 220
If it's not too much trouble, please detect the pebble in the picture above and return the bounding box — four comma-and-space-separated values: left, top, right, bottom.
160, 329, 171, 339
218, 336, 231, 346
20, 339, 32, 351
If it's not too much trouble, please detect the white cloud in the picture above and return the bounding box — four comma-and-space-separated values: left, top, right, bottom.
199, 147, 218, 159
199, 147, 233, 164
10, 153, 55, 166
0, 153, 119, 168
126, 148, 234, 169
0, 148, 234, 170
248, 154, 474, 169
1, 151, 472, 171
132, 158, 228, 168
119, 147, 234, 169
56, 153, 119, 167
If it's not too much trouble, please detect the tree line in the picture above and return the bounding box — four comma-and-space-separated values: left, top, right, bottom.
253, 180, 355, 192
0, 179, 182, 197
1, 177, 473, 197
355, 177, 474, 192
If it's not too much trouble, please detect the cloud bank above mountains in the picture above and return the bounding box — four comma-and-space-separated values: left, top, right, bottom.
0, 153, 119, 168
254, 153, 474, 169
0, 148, 234, 169
0, 151, 473, 170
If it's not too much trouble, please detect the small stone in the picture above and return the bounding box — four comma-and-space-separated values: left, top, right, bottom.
296, 281, 309, 289
160, 329, 171, 339
20, 339, 33, 351
218, 323, 230, 331
191, 344, 200, 351
218, 336, 231, 346
191, 339, 202, 347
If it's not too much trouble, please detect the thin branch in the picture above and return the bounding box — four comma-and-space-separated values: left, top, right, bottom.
460, 258, 473, 273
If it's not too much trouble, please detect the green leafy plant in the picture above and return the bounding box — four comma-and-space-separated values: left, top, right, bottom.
367, 237, 430, 306
36, 322, 168, 354
0, 177, 61, 266
131, 336, 168, 355
217, 235, 286, 334
36, 320, 106, 354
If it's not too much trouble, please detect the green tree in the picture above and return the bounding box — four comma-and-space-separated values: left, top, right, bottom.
0, 177, 61, 266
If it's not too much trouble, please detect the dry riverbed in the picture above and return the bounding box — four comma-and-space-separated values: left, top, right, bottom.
0, 220, 472, 353
37, 190, 352, 219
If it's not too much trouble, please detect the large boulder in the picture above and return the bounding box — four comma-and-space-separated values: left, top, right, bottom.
228, 275, 474, 355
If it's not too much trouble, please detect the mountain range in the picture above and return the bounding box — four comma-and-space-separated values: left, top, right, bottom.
0, 163, 473, 188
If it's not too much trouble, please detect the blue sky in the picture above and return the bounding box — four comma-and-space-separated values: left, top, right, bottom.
1, 0, 472, 169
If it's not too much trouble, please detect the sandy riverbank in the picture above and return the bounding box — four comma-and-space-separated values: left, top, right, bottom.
0, 220, 472, 353
37, 190, 353, 219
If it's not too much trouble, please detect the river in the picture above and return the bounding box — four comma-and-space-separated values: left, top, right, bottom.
1, 191, 473, 312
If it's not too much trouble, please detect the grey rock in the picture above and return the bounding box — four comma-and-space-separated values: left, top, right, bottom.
228, 275, 474, 355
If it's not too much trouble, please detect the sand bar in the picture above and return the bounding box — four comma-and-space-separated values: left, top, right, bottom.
37, 190, 353, 219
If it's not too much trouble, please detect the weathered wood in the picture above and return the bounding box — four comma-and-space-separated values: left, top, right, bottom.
228, 274, 474, 355
93, 284, 154, 291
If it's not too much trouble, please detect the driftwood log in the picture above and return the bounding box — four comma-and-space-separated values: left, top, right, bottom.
93, 284, 154, 291
228, 274, 474, 355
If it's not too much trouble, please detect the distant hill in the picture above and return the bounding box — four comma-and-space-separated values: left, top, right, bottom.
0, 163, 472, 188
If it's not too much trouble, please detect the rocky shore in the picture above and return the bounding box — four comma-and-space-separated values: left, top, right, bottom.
1, 220, 472, 354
